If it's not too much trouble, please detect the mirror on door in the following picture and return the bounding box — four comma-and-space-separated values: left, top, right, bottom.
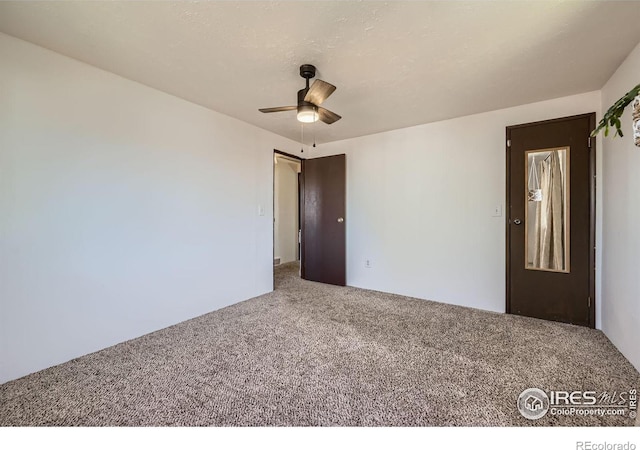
525, 146, 570, 273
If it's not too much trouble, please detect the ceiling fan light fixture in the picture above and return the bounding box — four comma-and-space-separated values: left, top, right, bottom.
297, 105, 318, 123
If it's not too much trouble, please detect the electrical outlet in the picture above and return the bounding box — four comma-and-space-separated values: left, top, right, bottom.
365, 259, 372, 269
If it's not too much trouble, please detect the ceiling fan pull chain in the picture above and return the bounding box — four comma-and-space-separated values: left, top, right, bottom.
301, 123, 304, 153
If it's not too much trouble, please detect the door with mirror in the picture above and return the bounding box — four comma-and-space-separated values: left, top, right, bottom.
507, 114, 595, 327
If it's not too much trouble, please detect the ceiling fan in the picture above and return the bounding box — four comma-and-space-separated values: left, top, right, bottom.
259, 64, 341, 124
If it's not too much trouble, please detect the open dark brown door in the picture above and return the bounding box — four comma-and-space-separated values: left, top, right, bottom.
301, 154, 346, 286
506, 113, 595, 327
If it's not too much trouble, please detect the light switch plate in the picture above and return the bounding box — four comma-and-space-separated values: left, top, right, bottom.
492, 205, 502, 217
258, 205, 265, 216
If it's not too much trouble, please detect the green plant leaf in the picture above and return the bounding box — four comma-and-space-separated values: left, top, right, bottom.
592, 82, 640, 138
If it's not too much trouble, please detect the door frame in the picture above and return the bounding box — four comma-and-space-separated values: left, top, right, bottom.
505, 113, 596, 328
273, 149, 304, 289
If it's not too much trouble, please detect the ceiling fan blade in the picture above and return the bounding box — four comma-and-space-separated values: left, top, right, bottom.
317, 107, 341, 124
304, 79, 336, 105
259, 106, 297, 113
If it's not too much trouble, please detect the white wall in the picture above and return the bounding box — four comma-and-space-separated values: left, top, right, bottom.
312, 92, 602, 317
601, 41, 640, 372
274, 158, 300, 264
0, 33, 299, 384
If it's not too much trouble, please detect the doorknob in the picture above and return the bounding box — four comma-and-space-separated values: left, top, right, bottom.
337, 217, 344, 223
513, 218, 522, 225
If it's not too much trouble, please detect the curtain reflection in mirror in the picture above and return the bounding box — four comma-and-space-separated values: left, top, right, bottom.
526, 147, 569, 272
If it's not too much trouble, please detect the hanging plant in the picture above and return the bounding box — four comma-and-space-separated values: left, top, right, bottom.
633, 94, 640, 147
591, 83, 640, 141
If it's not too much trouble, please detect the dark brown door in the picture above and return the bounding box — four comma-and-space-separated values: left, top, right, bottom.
506, 113, 595, 327
301, 154, 346, 286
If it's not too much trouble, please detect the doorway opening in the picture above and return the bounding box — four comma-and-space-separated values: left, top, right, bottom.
273, 150, 303, 284
272, 150, 347, 289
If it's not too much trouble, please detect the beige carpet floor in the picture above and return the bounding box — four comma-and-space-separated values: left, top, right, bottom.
1, 262, 638, 426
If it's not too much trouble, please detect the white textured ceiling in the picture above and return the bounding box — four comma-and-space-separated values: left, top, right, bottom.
1, 1, 640, 144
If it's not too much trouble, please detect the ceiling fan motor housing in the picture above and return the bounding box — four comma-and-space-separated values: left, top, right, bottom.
297, 89, 314, 109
